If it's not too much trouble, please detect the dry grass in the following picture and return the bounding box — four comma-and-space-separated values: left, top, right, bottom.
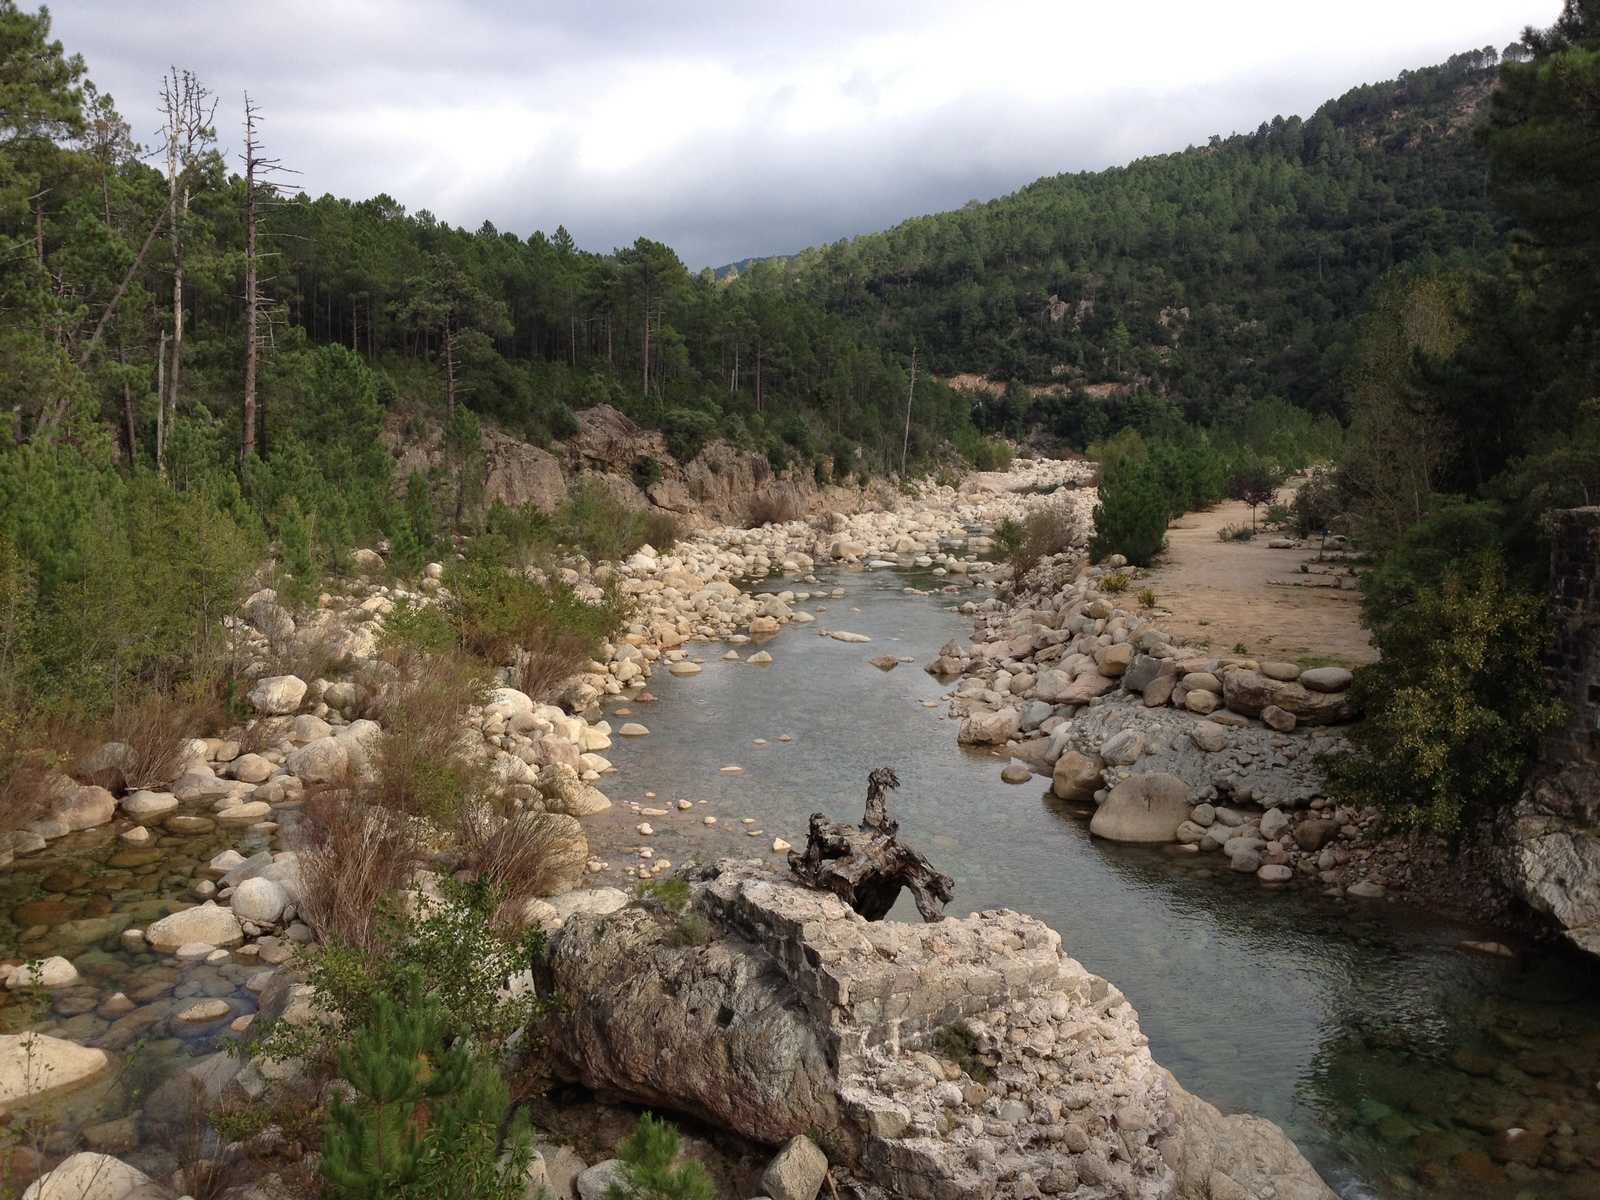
743, 484, 807, 529
92, 690, 224, 791
460, 808, 580, 926
1008, 507, 1079, 586
0, 718, 67, 836
295, 785, 427, 954
156, 1083, 248, 1200
367, 649, 493, 824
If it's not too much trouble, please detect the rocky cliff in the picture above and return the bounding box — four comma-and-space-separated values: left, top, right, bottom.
539, 860, 1335, 1200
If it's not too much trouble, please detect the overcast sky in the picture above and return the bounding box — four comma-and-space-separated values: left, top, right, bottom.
53, 1, 1552, 269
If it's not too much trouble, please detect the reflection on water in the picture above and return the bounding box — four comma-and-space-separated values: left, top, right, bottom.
595, 570, 1600, 1198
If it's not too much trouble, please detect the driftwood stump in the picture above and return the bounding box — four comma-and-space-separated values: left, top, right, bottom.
787, 767, 955, 922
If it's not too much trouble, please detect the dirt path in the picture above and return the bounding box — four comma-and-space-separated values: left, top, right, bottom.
1139, 498, 1376, 665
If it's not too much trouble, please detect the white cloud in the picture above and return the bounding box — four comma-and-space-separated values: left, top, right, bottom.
51, 0, 1554, 267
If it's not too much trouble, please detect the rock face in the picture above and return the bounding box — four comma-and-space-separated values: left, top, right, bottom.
1089, 773, 1194, 843
538, 861, 1334, 1200
483, 429, 569, 512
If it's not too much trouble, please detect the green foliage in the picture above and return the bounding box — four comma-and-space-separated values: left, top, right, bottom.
1089, 462, 1168, 566
320, 976, 533, 1200
445, 559, 622, 676
380, 597, 457, 655
257, 877, 548, 1073
1136, 586, 1157, 609
934, 1025, 992, 1084
275, 496, 319, 604
635, 877, 690, 914
1100, 572, 1129, 593
1321, 552, 1563, 831
605, 1112, 715, 1200
560, 477, 649, 562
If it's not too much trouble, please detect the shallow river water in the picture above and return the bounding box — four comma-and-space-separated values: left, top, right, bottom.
591, 567, 1600, 1200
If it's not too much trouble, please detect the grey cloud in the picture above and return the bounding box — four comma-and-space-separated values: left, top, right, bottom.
51, 1, 1547, 269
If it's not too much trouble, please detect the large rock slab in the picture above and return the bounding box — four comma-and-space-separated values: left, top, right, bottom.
1221, 670, 1357, 726
0, 1034, 109, 1103
537, 861, 1334, 1200
248, 674, 307, 715
53, 785, 116, 831
21, 1152, 150, 1200
1090, 773, 1194, 843
144, 901, 244, 951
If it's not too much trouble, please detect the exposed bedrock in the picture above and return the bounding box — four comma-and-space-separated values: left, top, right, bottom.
538, 861, 1334, 1200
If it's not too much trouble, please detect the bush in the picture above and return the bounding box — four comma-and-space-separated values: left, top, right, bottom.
321, 979, 533, 1200
1100, 572, 1129, 593
743, 484, 806, 528
367, 648, 496, 825
561, 477, 647, 562
1320, 551, 1562, 832
1137, 587, 1157, 609
642, 508, 681, 550
1292, 466, 1349, 538
1089, 463, 1167, 566
1005, 508, 1078, 585
968, 437, 1013, 472
446, 561, 623, 698
1217, 523, 1254, 542
605, 1112, 715, 1200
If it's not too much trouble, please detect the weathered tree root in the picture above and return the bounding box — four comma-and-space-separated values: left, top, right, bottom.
787, 767, 955, 922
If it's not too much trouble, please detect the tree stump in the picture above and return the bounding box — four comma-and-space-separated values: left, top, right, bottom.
787, 767, 955, 922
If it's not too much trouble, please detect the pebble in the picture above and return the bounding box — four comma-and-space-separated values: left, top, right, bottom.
618, 723, 650, 737
677, 800, 693, 810
772, 838, 792, 853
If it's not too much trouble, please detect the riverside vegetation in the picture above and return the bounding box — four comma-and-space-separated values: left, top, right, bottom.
0, 1, 1598, 1197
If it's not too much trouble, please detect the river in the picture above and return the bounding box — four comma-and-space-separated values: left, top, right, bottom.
590, 564, 1600, 1200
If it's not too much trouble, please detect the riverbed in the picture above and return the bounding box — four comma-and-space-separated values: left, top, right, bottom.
590, 565, 1600, 1200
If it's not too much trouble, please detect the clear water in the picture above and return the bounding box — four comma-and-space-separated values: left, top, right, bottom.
592, 568, 1600, 1199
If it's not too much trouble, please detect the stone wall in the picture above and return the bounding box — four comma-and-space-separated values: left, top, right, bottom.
1500, 508, 1600, 956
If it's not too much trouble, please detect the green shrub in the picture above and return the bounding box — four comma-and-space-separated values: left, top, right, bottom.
320, 978, 533, 1200
381, 598, 457, 655
446, 560, 623, 696
1320, 551, 1562, 832
1089, 463, 1167, 566
561, 477, 647, 562
605, 1112, 715, 1200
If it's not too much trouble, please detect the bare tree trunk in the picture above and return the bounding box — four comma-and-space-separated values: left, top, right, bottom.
901, 345, 916, 478
445, 320, 457, 417
156, 329, 169, 476
241, 96, 260, 466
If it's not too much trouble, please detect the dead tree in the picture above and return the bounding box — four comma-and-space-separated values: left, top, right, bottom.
788, 767, 954, 923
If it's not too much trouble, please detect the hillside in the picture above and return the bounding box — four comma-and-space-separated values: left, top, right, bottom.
760, 48, 1509, 431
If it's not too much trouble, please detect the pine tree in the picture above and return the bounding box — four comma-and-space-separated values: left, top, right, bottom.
605, 1112, 715, 1200
1089, 463, 1168, 566
321, 978, 531, 1200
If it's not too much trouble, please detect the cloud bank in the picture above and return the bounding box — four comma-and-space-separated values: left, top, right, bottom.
52, 0, 1550, 268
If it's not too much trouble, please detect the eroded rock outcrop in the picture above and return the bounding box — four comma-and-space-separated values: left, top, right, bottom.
540, 861, 1334, 1200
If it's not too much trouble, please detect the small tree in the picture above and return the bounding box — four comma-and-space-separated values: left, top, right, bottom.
1231, 465, 1278, 531
1320, 551, 1562, 831
605, 1112, 715, 1200
320, 977, 533, 1200
1089, 462, 1168, 566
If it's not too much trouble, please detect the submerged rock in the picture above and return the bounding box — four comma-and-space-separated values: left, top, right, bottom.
0, 1034, 108, 1103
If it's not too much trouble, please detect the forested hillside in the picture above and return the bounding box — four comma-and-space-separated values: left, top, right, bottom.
765, 47, 1511, 436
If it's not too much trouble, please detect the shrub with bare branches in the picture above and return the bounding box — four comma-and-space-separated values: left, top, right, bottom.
86, 691, 224, 791
1007, 507, 1079, 586
743, 484, 807, 529
460, 807, 584, 926
366, 649, 494, 825
295, 786, 428, 954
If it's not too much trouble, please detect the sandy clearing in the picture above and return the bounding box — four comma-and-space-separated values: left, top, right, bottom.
1138, 497, 1376, 666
